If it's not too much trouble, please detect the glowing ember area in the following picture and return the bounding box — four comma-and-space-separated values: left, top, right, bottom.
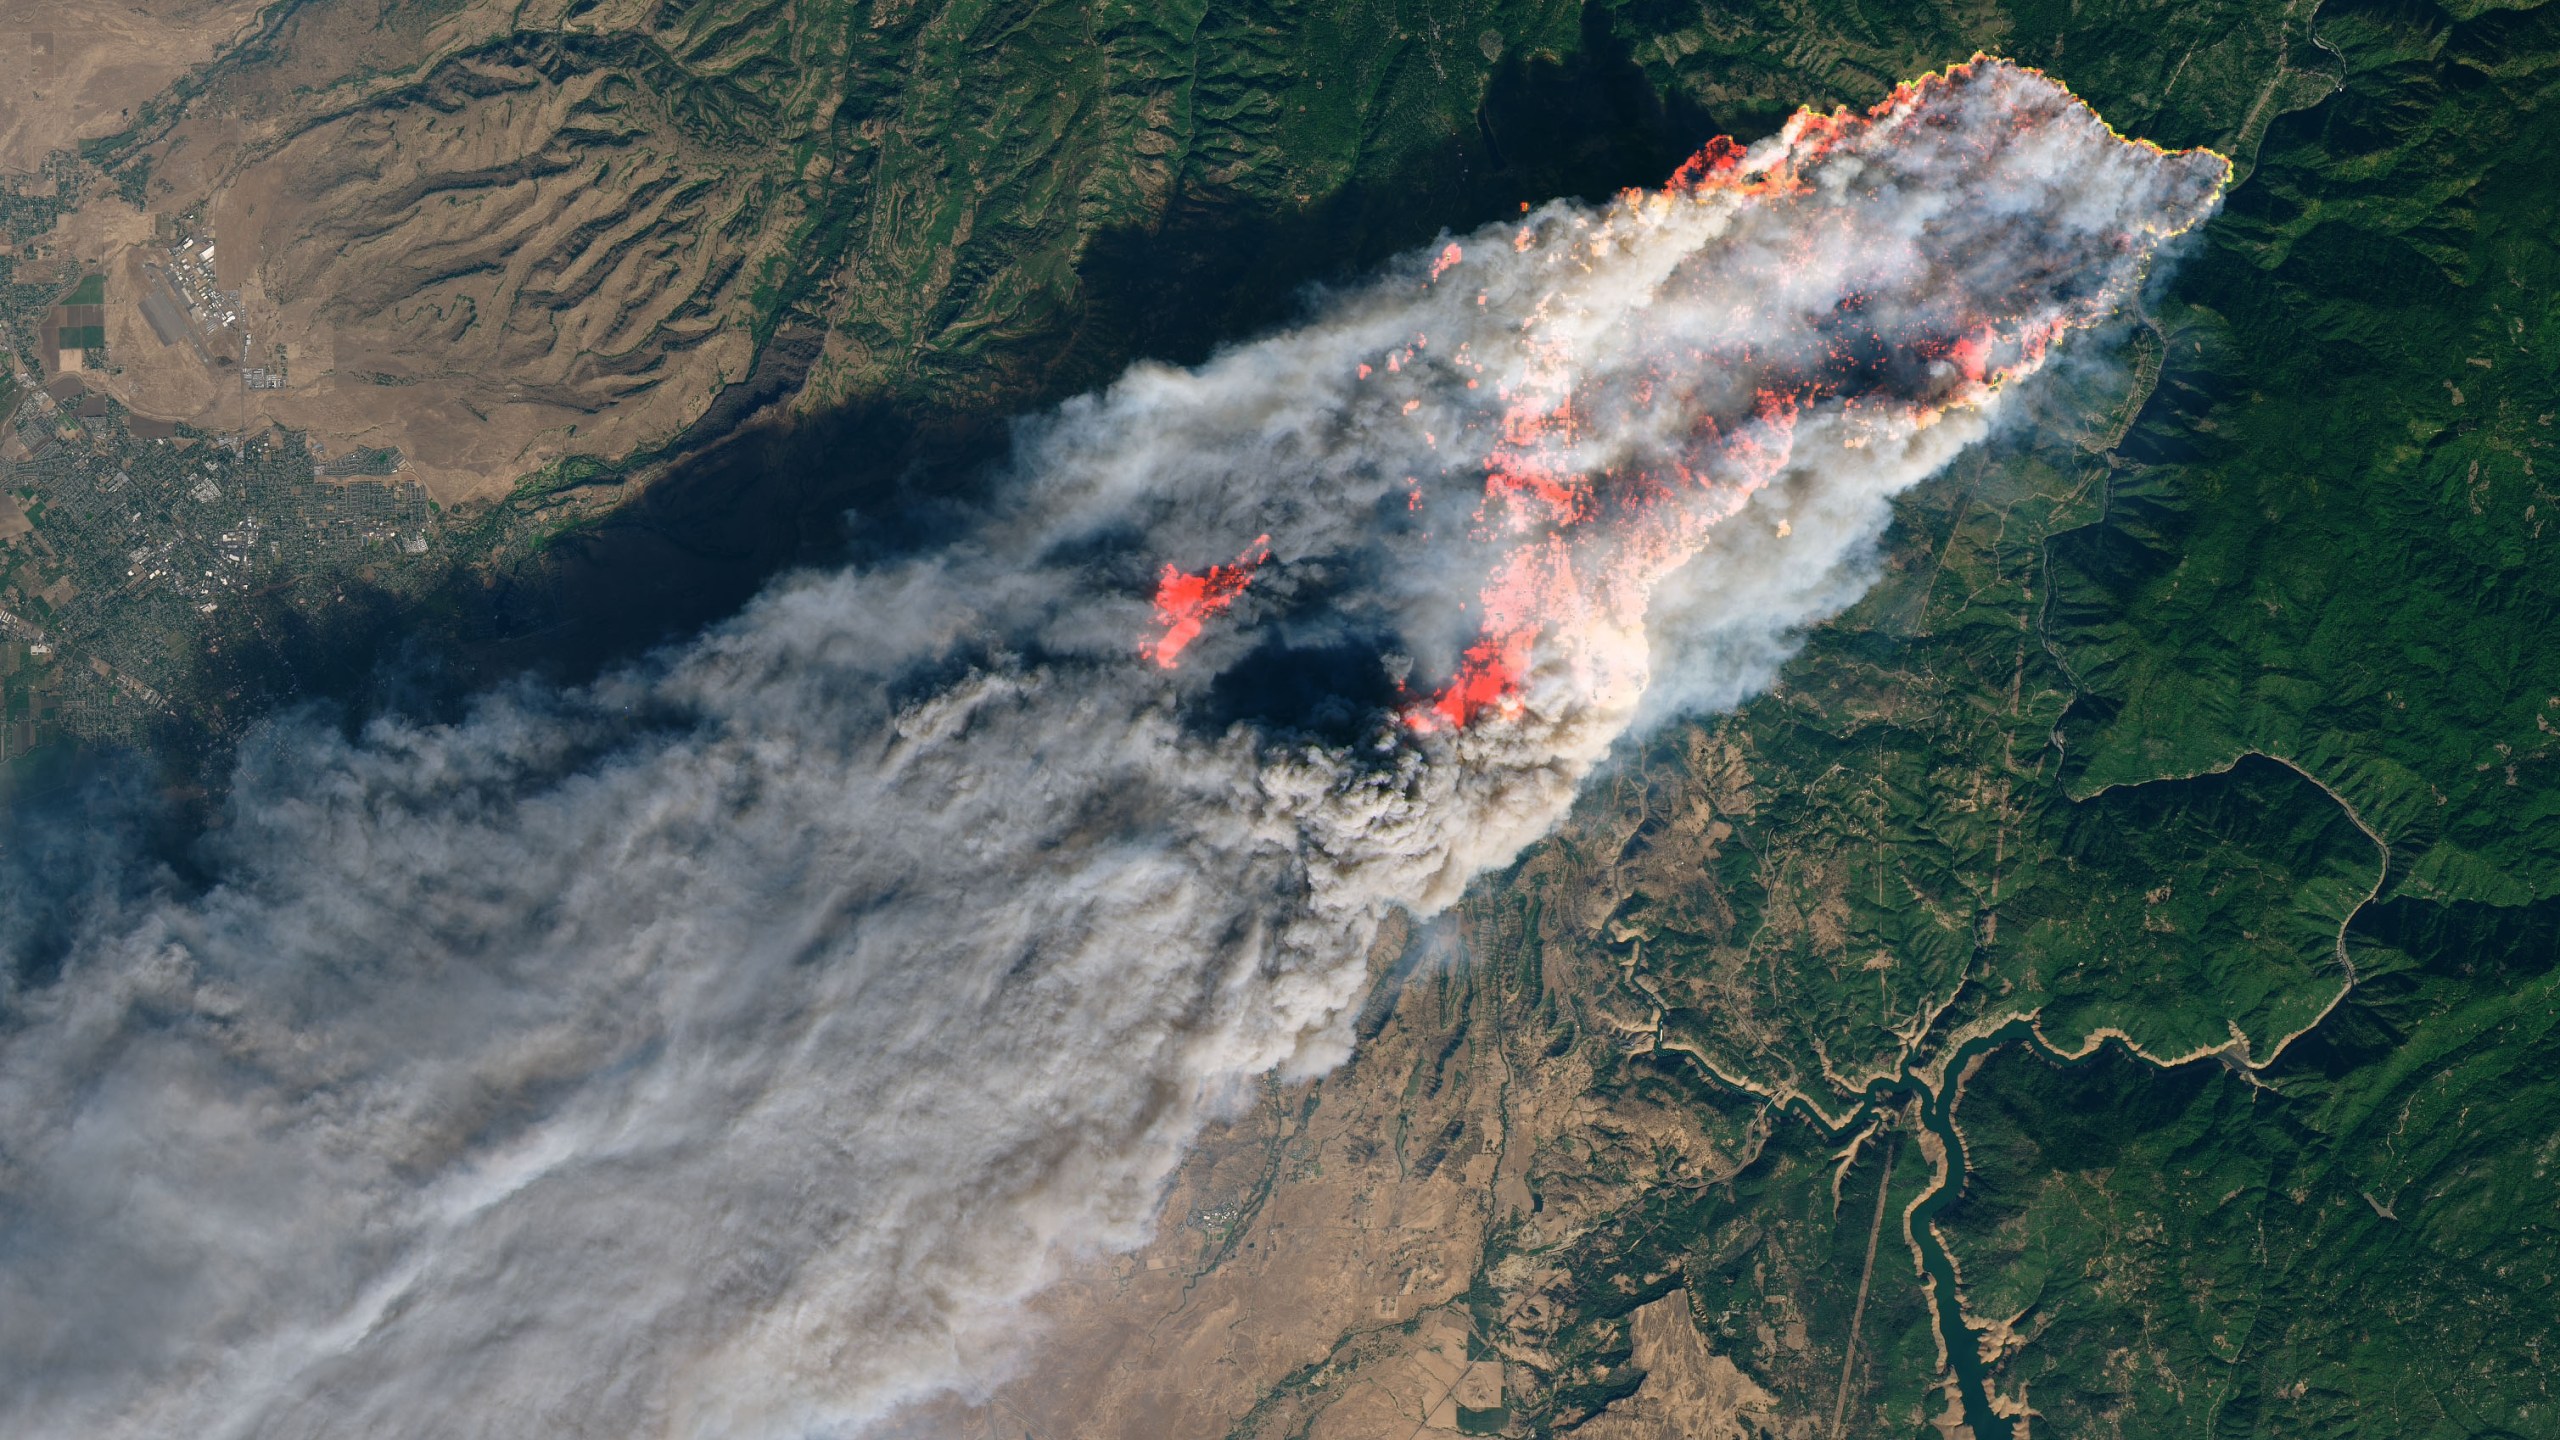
1133, 55, 2228, 736
1143, 534, 1272, 667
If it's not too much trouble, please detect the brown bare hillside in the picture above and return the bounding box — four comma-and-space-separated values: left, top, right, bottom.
71, 0, 1616, 502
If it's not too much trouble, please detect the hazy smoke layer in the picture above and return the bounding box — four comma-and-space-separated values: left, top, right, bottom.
0, 61, 2220, 1439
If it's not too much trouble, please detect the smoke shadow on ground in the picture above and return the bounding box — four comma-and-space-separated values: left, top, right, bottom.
0, 744, 189, 989
1074, 1, 1721, 369
56, 3, 1731, 806
1197, 633, 1410, 748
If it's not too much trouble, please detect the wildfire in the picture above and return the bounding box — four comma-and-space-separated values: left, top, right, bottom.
1135, 55, 2228, 733
1142, 535, 1272, 668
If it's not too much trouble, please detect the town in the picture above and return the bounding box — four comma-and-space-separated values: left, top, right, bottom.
1, 167, 440, 762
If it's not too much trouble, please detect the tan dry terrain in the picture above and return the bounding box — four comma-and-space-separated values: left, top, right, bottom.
0, 0, 268, 173
1573, 1294, 1778, 1440
906, 833, 1803, 1440
39, 0, 1548, 505
43, 0, 791, 500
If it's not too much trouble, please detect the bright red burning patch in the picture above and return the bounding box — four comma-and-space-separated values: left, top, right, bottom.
1142, 535, 1272, 669
1395, 59, 2227, 732
1136, 56, 2229, 735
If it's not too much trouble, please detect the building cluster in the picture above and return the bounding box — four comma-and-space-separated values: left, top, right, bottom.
0, 375, 440, 746
163, 232, 240, 330
0, 179, 448, 756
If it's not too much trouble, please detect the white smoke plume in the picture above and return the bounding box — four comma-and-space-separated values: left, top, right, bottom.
0, 59, 2221, 1439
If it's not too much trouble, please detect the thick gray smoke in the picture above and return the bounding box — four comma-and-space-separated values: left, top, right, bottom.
0, 61, 2221, 1439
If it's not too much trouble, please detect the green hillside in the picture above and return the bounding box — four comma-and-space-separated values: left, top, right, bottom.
1443, 0, 2560, 1433
19, 0, 2560, 1428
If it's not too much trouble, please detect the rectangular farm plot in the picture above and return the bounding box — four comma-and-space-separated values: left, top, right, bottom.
43, 279, 108, 371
